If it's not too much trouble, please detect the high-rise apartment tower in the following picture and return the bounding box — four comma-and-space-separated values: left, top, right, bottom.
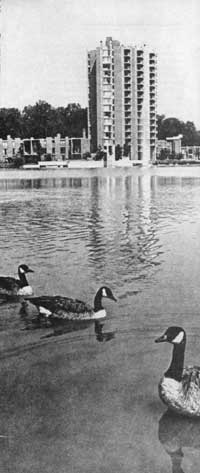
87, 37, 157, 163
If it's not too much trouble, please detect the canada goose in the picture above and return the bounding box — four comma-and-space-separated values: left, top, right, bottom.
0, 264, 34, 298
27, 286, 117, 323
155, 326, 200, 417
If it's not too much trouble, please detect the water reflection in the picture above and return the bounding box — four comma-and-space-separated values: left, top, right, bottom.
85, 174, 164, 296
158, 410, 200, 472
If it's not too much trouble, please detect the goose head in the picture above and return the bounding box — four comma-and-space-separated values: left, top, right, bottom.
100, 286, 117, 302
94, 286, 117, 312
155, 326, 186, 346
18, 264, 34, 276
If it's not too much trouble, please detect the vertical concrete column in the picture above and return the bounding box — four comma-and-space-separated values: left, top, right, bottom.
65, 137, 69, 160
46, 137, 53, 156
14, 138, 21, 155
7, 135, 13, 158
0, 139, 3, 161
30, 138, 34, 155
55, 133, 61, 160
81, 138, 90, 156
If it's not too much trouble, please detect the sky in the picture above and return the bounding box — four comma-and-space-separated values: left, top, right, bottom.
1, 0, 200, 127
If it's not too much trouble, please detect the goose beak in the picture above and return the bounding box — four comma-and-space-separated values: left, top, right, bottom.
27, 268, 34, 273
110, 294, 117, 302
155, 334, 167, 343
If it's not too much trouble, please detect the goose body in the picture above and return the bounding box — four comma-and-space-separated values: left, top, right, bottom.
0, 264, 34, 298
27, 286, 117, 323
155, 326, 200, 417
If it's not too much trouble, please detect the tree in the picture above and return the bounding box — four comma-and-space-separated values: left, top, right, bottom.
94, 146, 106, 161
21, 101, 55, 138
157, 115, 200, 146
158, 117, 184, 140
0, 108, 22, 139
159, 148, 170, 160
182, 121, 200, 146
157, 114, 165, 139
21, 101, 87, 138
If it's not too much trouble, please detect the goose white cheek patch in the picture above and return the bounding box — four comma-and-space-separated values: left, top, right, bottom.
19, 268, 25, 274
172, 331, 184, 344
102, 288, 107, 297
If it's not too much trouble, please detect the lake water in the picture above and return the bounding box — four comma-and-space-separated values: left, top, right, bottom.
1, 166, 200, 472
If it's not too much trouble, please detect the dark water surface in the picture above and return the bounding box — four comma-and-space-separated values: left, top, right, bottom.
1, 167, 200, 472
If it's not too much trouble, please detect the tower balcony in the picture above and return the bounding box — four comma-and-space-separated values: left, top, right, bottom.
124, 59, 131, 66
137, 77, 144, 85
103, 57, 111, 65
124, 70, 131, 77
124, 90, 131, 97
124, 83, 131, 90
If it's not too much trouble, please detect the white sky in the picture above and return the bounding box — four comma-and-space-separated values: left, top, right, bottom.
1, 0, 200, 127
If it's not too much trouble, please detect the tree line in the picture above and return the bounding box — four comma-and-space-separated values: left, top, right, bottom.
157, 115, 200, 146
0, 101, 87, 140
0, 102, 200, 147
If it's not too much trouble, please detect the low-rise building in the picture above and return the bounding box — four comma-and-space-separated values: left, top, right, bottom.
157, 136, 200, 160
0, 132, 90, 162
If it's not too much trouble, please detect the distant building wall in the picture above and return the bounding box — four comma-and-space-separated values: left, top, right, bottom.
166, 135, 182, 154
0, 133, 90, 161
156, 140, 172, 156
157, 138, 200, 160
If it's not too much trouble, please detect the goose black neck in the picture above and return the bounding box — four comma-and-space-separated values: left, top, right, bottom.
94, 289, 103, 312
18, 271, 28, 287
165, 343, 185, 382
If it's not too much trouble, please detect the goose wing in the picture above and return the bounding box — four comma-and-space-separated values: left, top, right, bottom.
182, 366, 200, 392
181, 366, 200, 416
0, 277, 19, 294
28, 295, 94, 320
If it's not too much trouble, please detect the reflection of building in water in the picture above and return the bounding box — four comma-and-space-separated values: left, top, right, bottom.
159, 410, 200, 473
86, 177, 107, 276
86, 173, 162, 287
138, 174, 152, 233
136, 174, 162, 270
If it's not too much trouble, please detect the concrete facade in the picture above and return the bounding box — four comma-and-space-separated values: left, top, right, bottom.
87, 37, 157, 163
157, 138, 200, 160
166, 135, 182, 154
0, 134, 90, 162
